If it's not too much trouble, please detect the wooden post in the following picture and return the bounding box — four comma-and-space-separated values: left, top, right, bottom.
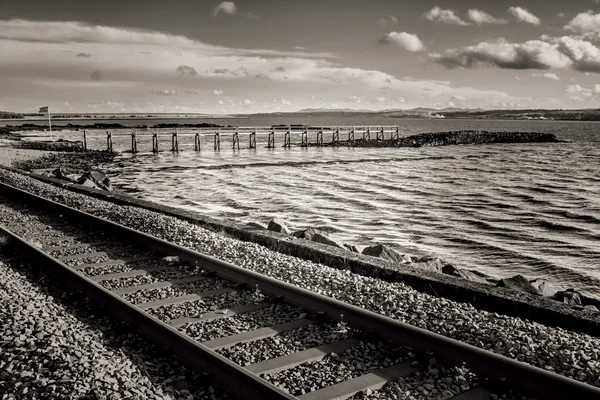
349, 126, 355, 141
268, 130, 275, 148
395, 126, 400, 140
377, 126, 383, 141
106, 131, 113, 152
152, 132, 158, 153
195, 132, 200, 151
233, 130, 240, 150
302, 128, 308, 147
131, 131, 138, 153
214, 130, 221, 151
250, 130, 256, 149
317, 128, 323, 146
333, 128, 339, 146
172, 132, 179, 152
284, 126, 291, 148
83, 129, 87, 152
365, 126, 370, 141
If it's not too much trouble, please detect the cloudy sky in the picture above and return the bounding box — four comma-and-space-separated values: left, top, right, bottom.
2, 0, 600, 114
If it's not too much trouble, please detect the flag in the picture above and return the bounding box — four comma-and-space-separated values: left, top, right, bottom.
39, 106, 48, 113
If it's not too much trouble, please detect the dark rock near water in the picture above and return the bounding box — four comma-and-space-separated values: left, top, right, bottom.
410, 256, 443, 272
441, 264, 489, 284
344, 244, 359, 253
267, 219, 291, 235
552, 289, 583, 306
77, 170, 113, 192
311, 233, 345, 249
496, 274, 542, 296
293, 228, 317, 240
246, 222, 267, 230
362, 244, 411, 264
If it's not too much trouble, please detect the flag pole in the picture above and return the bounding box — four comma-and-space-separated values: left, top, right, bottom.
47, 107, 53, 141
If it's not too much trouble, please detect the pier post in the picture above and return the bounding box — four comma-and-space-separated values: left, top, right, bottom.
194, 132, 200, 151
131, 131, 138, 153
172, 132, 179, 152
214, 129, 221, 151
301, 128, 308, 147
348, 126, 355, 141
333, 128, 339, 146
233, 130, 240, 150
268, 130, 275, 148
317, 128, 323, 147
377, 126, 384, 141
152, 132, 159, 153
83, 130, 87, 152
392, 126, 399, 140
250, 130, 256, 149
284, 126, 291, 148
106, 131, 113, 152
365, 126, 370, 141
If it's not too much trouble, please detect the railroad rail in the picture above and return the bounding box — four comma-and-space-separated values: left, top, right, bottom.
0, 181, 599, 399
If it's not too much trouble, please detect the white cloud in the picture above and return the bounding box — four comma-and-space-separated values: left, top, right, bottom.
466, 9, 508, 25
508, 7, 541, 25
213, 89, 223, 95
379, 15, 398, 25
564, 11, 600, 38
450, 94, 467, 101
423, 7, 469, 26
565, 83, 600, 100
213, 1, 237, 17
379, 32, 425, 52
531, 72, 560, 80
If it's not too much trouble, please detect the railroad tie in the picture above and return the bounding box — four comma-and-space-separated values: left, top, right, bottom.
169, 302, 271, 327
70, 256, 156, 270
112, 275, 208, 295
136, 287, 236, 310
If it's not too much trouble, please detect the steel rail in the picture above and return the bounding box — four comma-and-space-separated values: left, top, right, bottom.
2, 181, 600, 400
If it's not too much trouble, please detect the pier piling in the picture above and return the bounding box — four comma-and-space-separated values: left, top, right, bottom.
214, 130, 221, 151
131, 131, 138, 153
171, 132, 179, 152
284, 127, 291, 148
268, 130, 275, 149
348, 126, 355, 141
83, 130, 87, 152
317, 128, 323, 147
333, 128, 339, 146
106, 131, 113, 152
250, 130, 256, 149
152, 132, 159, 153
301, 128, 308, 147
194, 132, 201, 151
233, 130, 240, 150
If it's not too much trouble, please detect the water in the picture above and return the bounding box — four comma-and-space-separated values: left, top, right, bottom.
10, 117, 600, 298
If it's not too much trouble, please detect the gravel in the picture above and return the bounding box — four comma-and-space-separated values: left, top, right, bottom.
147, 289, 266, 322
122, 278, 232, 305
99, 264, 213, 291
80, 259, 174, 276
218, 322, 357, 366
0, 255, 233, 399
180, 303, 304, 342
1, 170, 599, 389
261, 340, 414, 396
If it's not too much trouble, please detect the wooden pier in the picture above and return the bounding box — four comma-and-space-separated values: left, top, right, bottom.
79, 126, 403, 153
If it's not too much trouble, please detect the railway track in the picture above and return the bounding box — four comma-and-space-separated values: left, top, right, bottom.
0, 181, 598, 400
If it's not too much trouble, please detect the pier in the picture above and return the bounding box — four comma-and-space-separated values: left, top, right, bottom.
93, 126, 402, 153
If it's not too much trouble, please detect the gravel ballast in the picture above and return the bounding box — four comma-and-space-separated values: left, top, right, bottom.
0, 256, 232, 399
0, 170, 599, 389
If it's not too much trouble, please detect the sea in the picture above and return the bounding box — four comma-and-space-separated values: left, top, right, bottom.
6, 116, 600, 299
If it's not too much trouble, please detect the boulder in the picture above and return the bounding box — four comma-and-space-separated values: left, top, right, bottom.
410, 256, 443, 272
343, 244, 359, 253
245, 222, 267, 230
292, 228, 318, 240
311, 233, 345, 249
528, 278, 557, 297
77, 169, 112, 192
496, 275, 542, 296
552, 289, 582, 306
441, 264, 489, 284
362, 244, 410, 263
584, 305, 599, 313
267, 219, 291, 235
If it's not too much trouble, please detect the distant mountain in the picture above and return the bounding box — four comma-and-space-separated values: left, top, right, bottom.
296, 108, 376, 113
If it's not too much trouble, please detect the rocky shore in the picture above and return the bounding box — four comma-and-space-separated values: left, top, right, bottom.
310, 130, 560, 148
0, 168, 598, 391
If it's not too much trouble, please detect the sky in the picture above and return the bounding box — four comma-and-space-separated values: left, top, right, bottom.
2, 0, 600, 114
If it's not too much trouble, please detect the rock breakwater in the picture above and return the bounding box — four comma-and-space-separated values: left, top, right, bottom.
313, 130, 560, 148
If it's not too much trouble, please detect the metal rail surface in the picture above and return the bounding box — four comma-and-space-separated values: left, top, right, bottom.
1, 181, 599, 400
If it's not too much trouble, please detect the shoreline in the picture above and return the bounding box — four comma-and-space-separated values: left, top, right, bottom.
1, 161, 598, 335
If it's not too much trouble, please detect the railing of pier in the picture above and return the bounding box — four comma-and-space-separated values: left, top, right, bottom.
74, 126, 403, 153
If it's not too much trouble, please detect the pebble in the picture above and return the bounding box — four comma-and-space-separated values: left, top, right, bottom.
122, 278, 232, 305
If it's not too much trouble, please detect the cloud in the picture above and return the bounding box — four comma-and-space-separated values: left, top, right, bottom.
293, 46, 307, 50
271, 66, 285, 72
531, 72, 560, 80
565, 83, 600, 100
423, 7, 469, 26
76, 52, 91, 57
151, 89, 199, 96
379, 32, 424, 52
175, 65, 198, 76
508, 7, 541, 25
466, 9, 508, 25
564, 11, 600, 39
254, 73, 271, 80
213, 1, 237, 17
450, 94, 467, 101
213, 89, 223, 95
379, 15, 398, 25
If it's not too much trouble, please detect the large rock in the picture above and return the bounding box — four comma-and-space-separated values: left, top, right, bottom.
292, 228, 317, 240
343, 244, 359, 253
441, 264, 489, 284
267, 219, 291, 235
529, 278, 557, 297
245, 222, 267, 230
311, 233, 345, 249
362, 244, 411, 264
77, 169, 112, 192
410, 256, 443, 272
496, 274, 542, 296
552, 289, 583, 306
